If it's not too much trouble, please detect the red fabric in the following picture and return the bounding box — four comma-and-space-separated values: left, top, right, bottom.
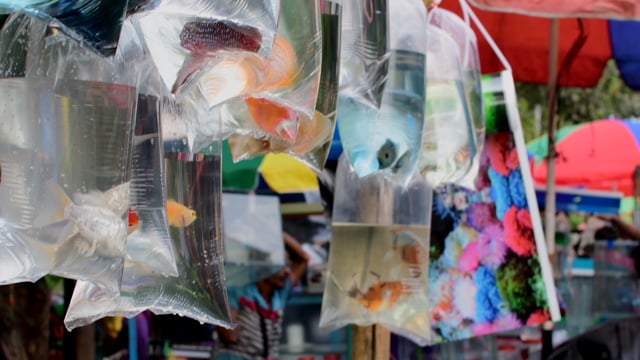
532, 120, 640, 196
238, 297, 279, 320
438, 2, 612, 87
468, 0, 640, 20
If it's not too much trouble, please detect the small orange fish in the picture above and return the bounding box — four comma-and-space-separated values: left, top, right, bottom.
166, 199, 197, 228
349, 280, 407, 312
262, 35, 298, 89
244, 97, 299, 142
291, 111, 334, 155
128, 208, 139, 234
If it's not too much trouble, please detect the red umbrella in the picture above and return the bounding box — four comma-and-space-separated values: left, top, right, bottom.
532, 119, 640, 196
467, 0, 640, 20
439, 0, 612, 87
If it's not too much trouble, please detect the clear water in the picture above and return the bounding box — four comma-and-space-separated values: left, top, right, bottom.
66, 149, 233, 330
0, 77, 136, 293
337, 49, 425, 182
127, 94, 177, 276
419, 78, 477, 186
298, 1, 342, 171
320, 222, 431, 343
222, 192, 285, 287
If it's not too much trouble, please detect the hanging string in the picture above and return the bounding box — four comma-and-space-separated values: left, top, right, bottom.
458, 0, 512, 72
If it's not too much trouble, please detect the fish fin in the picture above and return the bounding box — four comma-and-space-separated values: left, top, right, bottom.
102, 182, 130, 216
58, 222, 79, 246
75, 235, 97, 257
33, 182, 72, 228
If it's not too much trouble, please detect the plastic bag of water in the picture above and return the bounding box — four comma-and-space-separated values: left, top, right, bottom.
336, 0, 427, 183
421, 8, 485, 188
0, 12, 140, 294
65, 94, 233, 331
222, 192, 286, 287
128, 0, 280, 95
319, 154, 433, 345
218, 0, 329, 172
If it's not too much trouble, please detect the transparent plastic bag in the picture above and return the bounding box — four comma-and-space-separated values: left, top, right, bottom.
221, 0, 328, 170
319, 154, 433, 345
336, 0, 427, 182
418, 24, 476, 187
0, 0, 129, 56
222, 192, 285, 287
421, 7, 485, 188
129, 0, 280, 95
297, 0, 343, 170
0, 12, 140, 293
65, 97, 232, 331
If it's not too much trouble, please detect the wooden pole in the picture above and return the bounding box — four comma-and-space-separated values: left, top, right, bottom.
544, 19, 560, 260
351, 177, 393, 360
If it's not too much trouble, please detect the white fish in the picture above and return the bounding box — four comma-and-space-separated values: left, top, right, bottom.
34, 181, 129, 258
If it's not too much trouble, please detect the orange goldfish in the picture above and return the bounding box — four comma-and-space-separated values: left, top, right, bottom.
244, 97, 299, 142
128, 208, 139, 234
166, 199, 197, 228
225, 109, 333, 162
179, 34, 298, 100
348, 280, 408, 312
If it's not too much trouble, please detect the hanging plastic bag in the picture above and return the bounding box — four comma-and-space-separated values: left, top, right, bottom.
0, 0, 130, 56
425, 2, 560, 343
221, 0, 328, 170
65, 92, 233, 330
336, 0, 427, 182
298, 0, 343, 170
418, 24, 477, 187
422, 6, 485, 188
0, 12, 140, 293
222, 192, 285, 287
129, 0, 280, 95
319, 154, 432, 345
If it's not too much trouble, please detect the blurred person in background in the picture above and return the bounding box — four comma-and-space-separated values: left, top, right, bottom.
214, 232, 309, 360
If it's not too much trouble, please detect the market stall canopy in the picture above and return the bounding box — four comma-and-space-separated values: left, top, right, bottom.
439, 1, 640, 89
467, 0, 640, 20
528, 119, 640, 196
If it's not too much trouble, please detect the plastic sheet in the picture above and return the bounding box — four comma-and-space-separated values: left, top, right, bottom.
129, 0, 280, 95
65, 97, 232, 331
222, 192, 285, 287
0, 12, 139, 293
319, 154, 432, 345
336, 0, 427, 182
0, 0, 130, 56
221, 0, 326, 170
421, 7, 484, 187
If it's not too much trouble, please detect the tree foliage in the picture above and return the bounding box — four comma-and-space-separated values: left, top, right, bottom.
515, 60, 640, 142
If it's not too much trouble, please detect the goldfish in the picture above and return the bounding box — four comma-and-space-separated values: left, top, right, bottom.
192, 35, 298, 107
174, 25, 296, 97
128, 208, 139, 234
166, 199, 197, 228
34, 182, 129, 258
172, 19, 263, 95
226, 109, 333, 160
244, 97, 299, 142
348, 280, 408, 312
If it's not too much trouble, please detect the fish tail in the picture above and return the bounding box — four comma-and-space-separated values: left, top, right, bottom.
33, 181, 72, 228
